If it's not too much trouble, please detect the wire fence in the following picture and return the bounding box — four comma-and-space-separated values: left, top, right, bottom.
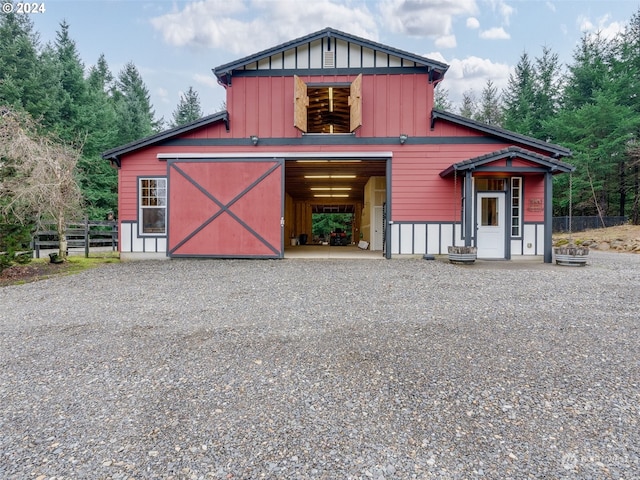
552, 216, 628, 233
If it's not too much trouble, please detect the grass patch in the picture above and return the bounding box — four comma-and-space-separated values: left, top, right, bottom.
0, 252, 120, 286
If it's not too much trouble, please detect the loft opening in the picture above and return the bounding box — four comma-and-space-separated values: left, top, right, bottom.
294, 74, 362, 134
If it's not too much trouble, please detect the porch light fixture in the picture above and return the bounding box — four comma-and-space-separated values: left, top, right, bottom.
250, 135, 259, 146
399, 133, 408, 144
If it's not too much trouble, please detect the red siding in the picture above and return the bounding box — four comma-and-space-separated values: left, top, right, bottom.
523, 176, 545, 222
226, 73, 435, 138
118, 149, 166, 221
119, 142, 520, 223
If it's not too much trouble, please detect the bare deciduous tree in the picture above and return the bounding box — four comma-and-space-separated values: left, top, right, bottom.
0, 107, 83, 259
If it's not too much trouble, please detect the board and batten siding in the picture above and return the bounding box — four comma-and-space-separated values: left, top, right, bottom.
226, 73, 434, 139
118, 149, 166, 221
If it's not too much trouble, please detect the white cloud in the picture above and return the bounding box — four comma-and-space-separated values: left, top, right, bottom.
466, 17, 480, 29
429, 53, 512, 109
479, 27, 510, 40
545, 1, 556, 13
485, 0, 514, 25
435, 34, 457, 49
150, 0, 377, 54
156, 87, 170, 104
379, 0, 478, 37
578, 14, 625, 41
194, 73, 219, 89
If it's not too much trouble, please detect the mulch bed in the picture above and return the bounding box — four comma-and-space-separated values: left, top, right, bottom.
0, 262, 67, 286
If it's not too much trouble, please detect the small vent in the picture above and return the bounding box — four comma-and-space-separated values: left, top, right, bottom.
324, 51, 335, 68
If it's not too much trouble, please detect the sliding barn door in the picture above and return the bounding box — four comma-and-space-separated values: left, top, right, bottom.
167, 158, 284, 258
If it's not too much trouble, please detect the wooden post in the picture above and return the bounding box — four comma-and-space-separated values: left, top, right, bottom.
84, 218, 89, 258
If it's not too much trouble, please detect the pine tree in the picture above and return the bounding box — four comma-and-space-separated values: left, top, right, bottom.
475, 80, 502, 126
51, 20, 88, 143
562, 32, 611, 110
113, 62, 157, 144
0, 11, 45, 117
80, 54, 118, 219
434, 86, 452, 111
613, 8, 640, 222
459, 90, 477, 119
502, 51, 536, 135
171, 86, 203, 127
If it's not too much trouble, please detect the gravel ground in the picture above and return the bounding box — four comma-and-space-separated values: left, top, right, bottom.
1, 252, 639, 479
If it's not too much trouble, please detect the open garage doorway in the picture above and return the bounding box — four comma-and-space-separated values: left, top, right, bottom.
312, 209, 354, 246
283, 155, 389, 258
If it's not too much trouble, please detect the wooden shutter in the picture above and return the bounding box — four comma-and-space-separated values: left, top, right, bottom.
349, 73, 362, 132
293, 75, 309, 132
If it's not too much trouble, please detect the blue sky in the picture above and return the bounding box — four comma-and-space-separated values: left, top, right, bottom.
29, 0, 640, 124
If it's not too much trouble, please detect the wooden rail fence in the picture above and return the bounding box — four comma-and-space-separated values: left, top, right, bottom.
32, 220, 118, 258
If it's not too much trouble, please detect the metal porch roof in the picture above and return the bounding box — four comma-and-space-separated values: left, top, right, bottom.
439, 146, 575, 178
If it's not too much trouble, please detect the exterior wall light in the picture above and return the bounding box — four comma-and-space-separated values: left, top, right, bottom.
250, 135, 259, 146
399, 134, 408, 144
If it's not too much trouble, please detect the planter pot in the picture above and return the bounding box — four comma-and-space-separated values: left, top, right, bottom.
448, 246, 477, 264
554, 246, 589, 267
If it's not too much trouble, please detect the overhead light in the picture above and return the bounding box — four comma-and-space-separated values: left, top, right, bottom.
296, 160, 329, 163
310, 187, 352, 191
313, 194, 350, 198
304, 175, 356, 179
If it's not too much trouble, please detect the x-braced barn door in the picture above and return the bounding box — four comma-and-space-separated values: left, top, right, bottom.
167, 158, 284, 258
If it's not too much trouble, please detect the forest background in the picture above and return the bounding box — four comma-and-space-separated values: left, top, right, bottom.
2, 8, 640, 256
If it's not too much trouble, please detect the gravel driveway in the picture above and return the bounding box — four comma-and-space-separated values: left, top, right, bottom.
1, 252, 639, 479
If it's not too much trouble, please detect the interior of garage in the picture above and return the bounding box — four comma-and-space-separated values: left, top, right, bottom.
284, 158, 387, 255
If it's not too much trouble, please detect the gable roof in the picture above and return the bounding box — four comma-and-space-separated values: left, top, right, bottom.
439, 146, 575, 178
102, 111, 228, 165
431, 109, 571, 158
213, 27, 450, 85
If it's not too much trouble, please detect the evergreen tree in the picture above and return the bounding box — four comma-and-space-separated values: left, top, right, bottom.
434, 85, 452, 111
459, 90, 477, 119
80, 54, 118, 219
475, 80, 502, 126
171, 86, 203, 127
533, 46, 563, 140
613, 8, 640, 221
502, 51, 536, 134
113, 62, 157, 144
51, 20, 88, 143
562, 32, 611, 110
0, 11, 49, 119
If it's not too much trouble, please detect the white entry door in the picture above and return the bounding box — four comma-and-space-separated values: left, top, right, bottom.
476, 192, 505, 259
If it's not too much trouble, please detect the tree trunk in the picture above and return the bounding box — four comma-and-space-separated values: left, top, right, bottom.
58, 215, 67, 259
619, 160, 626, 217
634, 164, 639, 224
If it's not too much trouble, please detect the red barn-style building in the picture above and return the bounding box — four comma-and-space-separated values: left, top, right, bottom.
103, 28, 573, 262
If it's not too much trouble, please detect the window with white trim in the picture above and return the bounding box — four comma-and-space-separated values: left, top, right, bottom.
139, 178, 166, 235
511, 177, 522, 237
